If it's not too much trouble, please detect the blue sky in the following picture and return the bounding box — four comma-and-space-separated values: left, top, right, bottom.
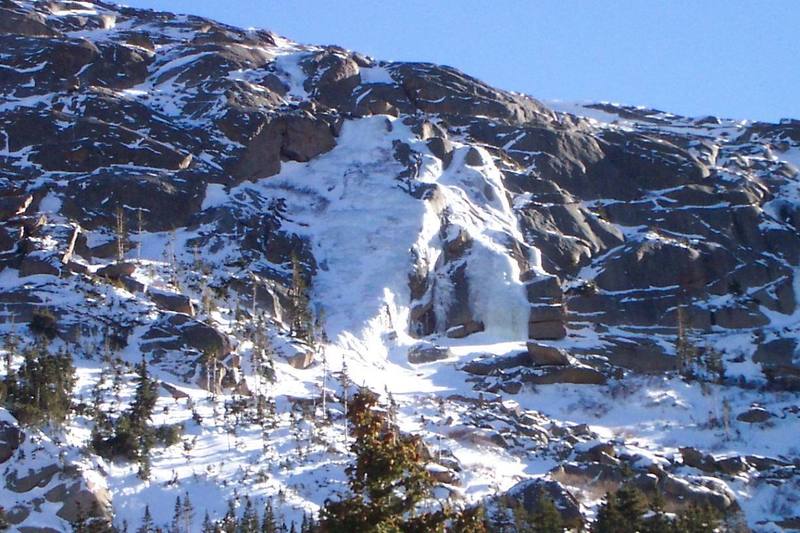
121, 0, 799, 122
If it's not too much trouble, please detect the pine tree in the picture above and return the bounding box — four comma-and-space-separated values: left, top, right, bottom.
182, 492, 195, 533
130, 357, 158, 428
675, 504, 719, 533
171, 495, 183, 533
130, 356, 158, 478
137, 453, 151, 481
4, 343, 75, 426
289, 253, 313, 344
642, 492, 673, 533
137, 505, 155, 533
239, 496, 258, 533
221, 498, 238, 533
530, 494, 563, 533
262, 499, 277, 533
115, 205, 127, 262
318, 389, 450, 532
488, 497, 515, 532
71, 502, 88, 533
591, 492, 625, 533
615, 485, 646, 531
202, 511, 214, 533
451, 505, 488, 533
701, 346, 725, 383
338, 362, 351, 444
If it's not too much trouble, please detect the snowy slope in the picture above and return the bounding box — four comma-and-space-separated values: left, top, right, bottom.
0, 1, 799, 531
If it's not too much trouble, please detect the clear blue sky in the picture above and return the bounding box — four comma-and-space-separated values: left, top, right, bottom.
121, 0, 799, 122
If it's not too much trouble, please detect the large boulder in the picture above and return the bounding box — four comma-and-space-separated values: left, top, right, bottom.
0, 194, 33, 220
8, 463, 61, 493
230, 114, 336, 182
0, 421, 23, 463
141, 314, 231, 360
55, 479, 113, 524
736, 407, 772, 424
408, 343, 452, 364
504, 479, 583, 529
148, 288, 194, 315
753, 338, 798, 367
96, 262, 136, 280
528, 303, 567, 341
61, 169, 207, 232
0, 8, 60, 37
527, 342, 570, 366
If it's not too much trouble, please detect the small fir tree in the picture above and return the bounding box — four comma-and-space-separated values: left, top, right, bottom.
318, 389, 451, 532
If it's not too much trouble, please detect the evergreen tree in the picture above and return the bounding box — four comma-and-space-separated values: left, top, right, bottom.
94, 355, 158, 475
591, 492, 625, 533
675, 504, 719, 533
239, 497, 259, 533
451, 505, 488, 533
642, 492, 673, 533
221, 498, 238, 533
182, 492, 195, 533
262, 499, 277, 533
615, 485, 646, 531
318, 389, 450, 532
676, 306, 698, 377
529, 495, 563, 533
130, 356, 158, 429
488, 497, 515, 533
202, 511, 214, 533
71, 502, 88, 533
4, 343, 75, 426
137, 505, 155, 533
289, 253, 313, 344
171, 495, 183, 533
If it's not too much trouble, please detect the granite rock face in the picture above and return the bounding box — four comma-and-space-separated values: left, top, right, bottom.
0, 0, 799, 530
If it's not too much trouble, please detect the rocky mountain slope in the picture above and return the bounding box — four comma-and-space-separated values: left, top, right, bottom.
1, 0, 799, 530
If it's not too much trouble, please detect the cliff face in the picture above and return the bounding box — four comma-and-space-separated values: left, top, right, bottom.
1, 1, 799, 530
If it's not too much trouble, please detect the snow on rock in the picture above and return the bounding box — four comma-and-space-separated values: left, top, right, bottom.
0, 0, 798, 531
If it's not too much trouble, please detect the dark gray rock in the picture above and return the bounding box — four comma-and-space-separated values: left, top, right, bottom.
0, 194, 33, 220
753, 338, 798, 367
737, 407, 772, 423
19, 253, 60, 277
460, 352, 531, 375
6, 504, 30, 525
230, 114, 335, 182
525, 275, 563, 303
142, 314, 230, 360
9, 464, 60, 493
390, 62, 553, 125
148, 288, 194, 315
408, 343, 452, 364
446, 320, 484, 339
522, 366, 607, 385
96, 262, 136, 280
0, 421, 23, 463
